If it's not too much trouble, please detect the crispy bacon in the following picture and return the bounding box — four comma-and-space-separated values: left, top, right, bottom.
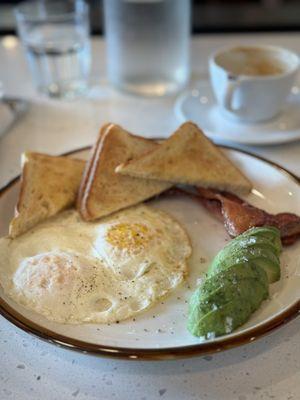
195, 187, 300, 245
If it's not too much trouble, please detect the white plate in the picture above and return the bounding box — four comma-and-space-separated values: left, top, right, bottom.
0, 147, 299, 360
175, 80, 300, 146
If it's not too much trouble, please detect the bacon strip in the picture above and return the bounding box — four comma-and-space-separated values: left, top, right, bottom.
195, 187, 300, 245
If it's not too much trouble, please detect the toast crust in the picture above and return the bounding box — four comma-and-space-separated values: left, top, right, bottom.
76, 123, 113, 211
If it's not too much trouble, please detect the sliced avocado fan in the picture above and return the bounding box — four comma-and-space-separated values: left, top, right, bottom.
187, 226, 281, 338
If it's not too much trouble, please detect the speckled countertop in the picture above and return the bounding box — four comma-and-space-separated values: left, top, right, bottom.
1, 316, 300, 400
0, 34, 299, 400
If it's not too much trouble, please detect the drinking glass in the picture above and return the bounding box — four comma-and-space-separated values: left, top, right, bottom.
104, 0, 191, 96
15, 0, 91, 98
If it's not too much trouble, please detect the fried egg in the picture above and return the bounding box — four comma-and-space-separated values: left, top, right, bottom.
93, 206, 189, 280
0, 205, 191, 324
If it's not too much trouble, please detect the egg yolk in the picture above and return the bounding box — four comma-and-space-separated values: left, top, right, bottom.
106, 223, 153, 252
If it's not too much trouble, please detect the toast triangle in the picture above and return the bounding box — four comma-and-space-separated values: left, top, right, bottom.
77, 124, 172, 221
116, 122, 252, 195
9, 152, 85, 237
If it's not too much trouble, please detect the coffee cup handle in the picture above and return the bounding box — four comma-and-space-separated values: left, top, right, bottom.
222, 75, 244, 113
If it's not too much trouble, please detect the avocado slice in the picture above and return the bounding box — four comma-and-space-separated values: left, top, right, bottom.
188, 297, 254, 338
210, 235, 280, 264
209, 242, 280, 283
238, 227, 282, 256
189, 277, 268, 318
194, 262, 268, 300
235, 235, 280, 256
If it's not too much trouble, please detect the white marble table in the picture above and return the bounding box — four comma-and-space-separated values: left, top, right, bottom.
0, 34, 299, 400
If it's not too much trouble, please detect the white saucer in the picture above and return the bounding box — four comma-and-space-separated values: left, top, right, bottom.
175, 80, 300, 146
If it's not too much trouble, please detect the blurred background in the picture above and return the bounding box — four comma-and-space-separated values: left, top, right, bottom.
1, 0, 300, 34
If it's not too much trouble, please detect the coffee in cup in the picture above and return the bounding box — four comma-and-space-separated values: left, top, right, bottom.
209, 45, 299, 123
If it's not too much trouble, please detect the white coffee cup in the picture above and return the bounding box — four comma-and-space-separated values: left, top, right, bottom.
209, 45, 299, 123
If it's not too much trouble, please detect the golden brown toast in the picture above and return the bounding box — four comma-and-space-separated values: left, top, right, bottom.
116, 122, 252, 195
77, 124, 172, 221
9, 152, 85, 237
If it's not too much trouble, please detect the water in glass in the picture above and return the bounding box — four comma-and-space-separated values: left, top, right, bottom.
15, 0, 91, 98
24, 24, 90, 97
104, 0, 191, 96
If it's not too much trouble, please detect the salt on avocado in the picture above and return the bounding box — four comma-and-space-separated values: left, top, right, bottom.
187, 226, 281, 338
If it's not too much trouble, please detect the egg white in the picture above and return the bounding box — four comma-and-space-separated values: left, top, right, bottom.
0, 205, 191, 324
